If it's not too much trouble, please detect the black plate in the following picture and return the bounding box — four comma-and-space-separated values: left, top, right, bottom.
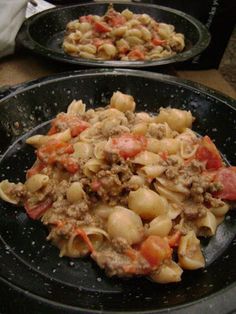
0, 69, 236, 314
17, 1, 210, 68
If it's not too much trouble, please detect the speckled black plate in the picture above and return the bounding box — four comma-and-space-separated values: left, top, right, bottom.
17, 1, 210, 68
0, 69, 236, 314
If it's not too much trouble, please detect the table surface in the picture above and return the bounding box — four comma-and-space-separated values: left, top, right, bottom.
0, 52, 236, 100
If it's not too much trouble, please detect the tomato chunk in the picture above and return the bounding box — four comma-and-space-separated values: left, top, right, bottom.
48, 113, 90, 136
79, 15, 94, 23
111, 133, 147, 158
152, 38, 166, 46
140, 235, 172, 268
94, 21, 111, 33
127, 49, 145, 60
196, 136, 222, 170
214, 167, 236, 200
37, 140, 74, 165
27, 162, 46, 178
24, 198, 52, 220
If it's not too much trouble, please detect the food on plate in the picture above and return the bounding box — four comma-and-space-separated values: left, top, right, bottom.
63, 6, 185, 61
1, 91, 235, 284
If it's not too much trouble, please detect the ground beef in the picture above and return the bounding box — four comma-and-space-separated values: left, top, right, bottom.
183, 202, 207, 220
91, 247, 151, 277
165, 166, 179, 179
111, 237, 130, 253
204, 192, 225, 207
148, 123, 166, 139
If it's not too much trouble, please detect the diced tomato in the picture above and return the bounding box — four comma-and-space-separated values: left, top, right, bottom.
111, 133, 147, 159
91, 179, 101, 192
27, 162, 46, 178
140, 235, 172, 268
48, 113, 90, 136
59, 156, 79, 174
70, 121, 90, 137
127, 49, 145, 60
79, 15, 94, 23
168, 231, 181, 248
117, 46, 129, 54
214, 167, 236, 200
94, 21, 111, 33
196, 136, 223, 170
37, 140, 74, 165
152, 38, 166, 46
24, 198, 52, 220
108, 15, 126, 27
75, 228, 94, 253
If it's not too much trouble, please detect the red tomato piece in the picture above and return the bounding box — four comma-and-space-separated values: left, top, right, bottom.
47, 113, 90, 136
140, 235, 172, 268
127, 49, 145, 60
79, 15, 94, 23
214, 167, 236, 200
27, 162, 46, 178
94, 21, 111, 33
24, 198, 52, 220
59, 156, 79, 174
70, 121, 90, 137
111, 133, 147, 159
196, 136, 223, 170
37, 140, 74, 165
151, 38, 166, 46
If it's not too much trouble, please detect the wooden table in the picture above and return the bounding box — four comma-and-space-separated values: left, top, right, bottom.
0, 52, 236, 99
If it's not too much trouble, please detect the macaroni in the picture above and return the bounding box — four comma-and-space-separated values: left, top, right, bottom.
63, 6, 185, 61
0, 91, 235, 284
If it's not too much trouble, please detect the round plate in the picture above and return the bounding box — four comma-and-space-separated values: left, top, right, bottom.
0, 69, 236, 314
17, 1, 210, 67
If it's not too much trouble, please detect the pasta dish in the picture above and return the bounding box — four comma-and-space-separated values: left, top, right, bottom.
0, 91, 235, 284
63, 6, 185, 61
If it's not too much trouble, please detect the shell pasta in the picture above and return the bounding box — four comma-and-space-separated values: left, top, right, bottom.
63, 6, 185, 61
1, 91, 236, 284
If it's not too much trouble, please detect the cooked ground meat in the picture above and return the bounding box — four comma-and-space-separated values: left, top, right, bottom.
111, 237, 130, 253
148, 123, 166, 139
183, 202, 207, 220
91, 247, 151, 277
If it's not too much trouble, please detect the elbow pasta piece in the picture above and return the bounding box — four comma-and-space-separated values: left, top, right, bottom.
25, 174, 49, 193
146, 215, 172, 237
26, 128, 71, 148
83, 158, 103, 176
94, 204, 117, 220
72, 142, 93, 159
66, 182, 85, 203
156, 177, 190, 195
178, 231, 205, 270
0, 180, 19, 204
67, 99, 86, 115
195, 210, 217, 237
155, 108, 193, 132
107, 207, 144, 245
121, 8, 133, 20
128, 175, 146, 189
98, 44, 117, 59
210, 203, 230, 217
154, 183, 186, 204
140, 165, 165, 179
150, 261, 183, 283
110, 91, 136, 112
128, 188, 168, 220
132, 122, 148, 135
132, 151, 162, 165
